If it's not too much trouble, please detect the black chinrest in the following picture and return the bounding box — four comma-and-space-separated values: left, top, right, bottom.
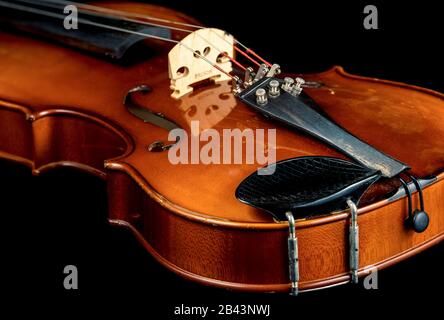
235, 156, 381, 221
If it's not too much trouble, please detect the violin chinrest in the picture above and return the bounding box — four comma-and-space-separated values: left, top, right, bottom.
236, 156, 381, 220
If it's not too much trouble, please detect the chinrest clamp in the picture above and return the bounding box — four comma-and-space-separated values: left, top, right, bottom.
285, 211, 299, 296
347, 199, 359, 284
235, 156, 381, 293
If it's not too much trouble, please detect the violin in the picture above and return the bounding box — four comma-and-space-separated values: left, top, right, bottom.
0, 0, 443, 295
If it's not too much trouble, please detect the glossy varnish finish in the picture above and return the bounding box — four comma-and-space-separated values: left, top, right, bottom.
0, 2, 443, 292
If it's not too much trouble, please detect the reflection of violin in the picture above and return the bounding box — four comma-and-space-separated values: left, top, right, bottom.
0, 1, 443, 295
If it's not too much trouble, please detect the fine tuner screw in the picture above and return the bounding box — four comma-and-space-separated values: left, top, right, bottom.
282, 77, 295, 92
295, 77, 305, 87
291, 77, 305, 96
269, 79, 280, 97
256, 88, 268, 106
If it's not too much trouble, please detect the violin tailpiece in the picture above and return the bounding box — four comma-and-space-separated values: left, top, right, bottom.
238, 77, 409, 178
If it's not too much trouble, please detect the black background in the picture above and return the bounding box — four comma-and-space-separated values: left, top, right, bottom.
3, 0, 443, 317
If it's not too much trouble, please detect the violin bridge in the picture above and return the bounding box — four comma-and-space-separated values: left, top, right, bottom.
168, 28, 234, 99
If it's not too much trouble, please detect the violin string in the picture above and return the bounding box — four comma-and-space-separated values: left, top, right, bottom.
34, 0, 265, 69
209, 32, 264, 67
39, 0, 203, 31
15, 0, 248, 71
235, 43, 273, 67
0, 0, 176, 43
234, 46, 262, 67
20, 0, 197, 34
0, 0, 236, 80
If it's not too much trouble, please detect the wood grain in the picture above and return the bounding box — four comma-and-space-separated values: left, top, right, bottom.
0, 1, 443, 292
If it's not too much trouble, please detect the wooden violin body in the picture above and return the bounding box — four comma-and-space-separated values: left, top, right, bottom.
0, 2, 443, 292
